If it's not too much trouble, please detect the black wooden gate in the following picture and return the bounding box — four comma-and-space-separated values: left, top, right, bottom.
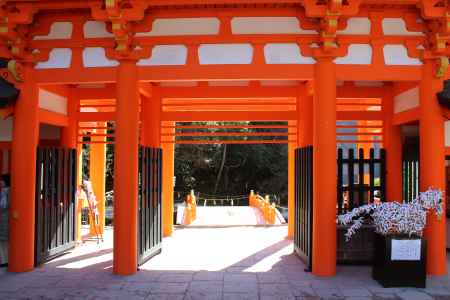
138, 147, 163, 266
35, 147, 76, 265
294, 146, 313, 271
337, 148, 386, 213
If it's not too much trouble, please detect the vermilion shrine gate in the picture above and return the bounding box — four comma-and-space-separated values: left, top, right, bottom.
0, 0, 448, 278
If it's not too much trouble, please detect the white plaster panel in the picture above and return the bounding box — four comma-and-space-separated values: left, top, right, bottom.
83, 47, 119, 67
394, 86, 419, 113
138, 18, 219, 36
35, 48, 72, 69
445, 121, 450, 147
231, 17, 317, 34
337, 18, 371, 35
39, 124, 61, 139
39, 89, 68, 115
34, 22, 73, 40
138, 45, 187, 66
335, 44, 372, 65
84, 21, 114, 38
0, 117, 12, 141
383, 45, 422, 66
198, 44, 253, 65
264, 43, 315, 64
382, 18, 423, 36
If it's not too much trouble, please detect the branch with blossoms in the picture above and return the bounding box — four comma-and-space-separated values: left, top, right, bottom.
337, 188, 443, 241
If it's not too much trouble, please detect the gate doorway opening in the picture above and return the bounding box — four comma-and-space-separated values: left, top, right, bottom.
171, 121, 289, 227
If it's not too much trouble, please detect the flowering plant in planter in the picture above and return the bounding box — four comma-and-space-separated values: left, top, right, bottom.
337, 188, 443, 288
337, 188, 443, 241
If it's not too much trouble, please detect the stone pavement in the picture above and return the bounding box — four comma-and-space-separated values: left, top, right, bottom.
0, 225, 449, 300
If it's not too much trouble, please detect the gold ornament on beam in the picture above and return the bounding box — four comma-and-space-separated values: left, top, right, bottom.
436, 56, 449, 78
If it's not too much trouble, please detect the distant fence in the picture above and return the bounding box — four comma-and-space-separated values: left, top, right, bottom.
403, 158, 419, 203
337, 148, 386, 214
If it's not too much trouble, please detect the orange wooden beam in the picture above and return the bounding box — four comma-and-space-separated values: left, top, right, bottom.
446, 147, 450, 157
77, 87, 116, 100
78, 112, 116, 122
163, 105, 296, 111
392, 107, 420, 125
78, 110, 384, 123
39, 109, 69, 127
336, 111, 383, 120
34, 64, 422, 85
161, 110, 296, 121
160, 86, 298, 99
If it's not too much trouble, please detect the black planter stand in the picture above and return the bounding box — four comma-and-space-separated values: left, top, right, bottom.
337, 224, 375, 264
372, 233, 426, 288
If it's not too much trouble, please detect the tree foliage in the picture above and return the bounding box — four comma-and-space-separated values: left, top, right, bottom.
85, 121, 288, 207
174, 121, 288, 205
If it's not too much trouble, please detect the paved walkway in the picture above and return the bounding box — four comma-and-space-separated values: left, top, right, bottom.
0, 226, 450, 299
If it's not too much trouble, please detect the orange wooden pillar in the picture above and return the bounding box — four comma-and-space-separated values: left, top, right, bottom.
60, 88, 83, 241
291, 84, 313, 237
287, 120, 295, 238
383, 88, 402, 202
60, 88, 78, 149
141, 85, 161, 148
356, 121, 371, 158
162, 121, 175, 237
9, 63, 39, 272
76, 144, 83, 242
312, 57, 337, 276
90, 123, 106, 235
114, 59, 139, 275
298, 83, 313, 146
419, 60, 447, 276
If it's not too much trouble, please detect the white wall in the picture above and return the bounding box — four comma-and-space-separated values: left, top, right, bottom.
32, 17, 430, 68
39, 89, 68, 115
445, 121, 450, 147
394, 86, 419, 113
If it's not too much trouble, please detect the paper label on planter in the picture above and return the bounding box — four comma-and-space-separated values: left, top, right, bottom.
391, 239, 421, 261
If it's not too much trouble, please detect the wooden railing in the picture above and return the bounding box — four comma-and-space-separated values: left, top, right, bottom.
249, 190, 277, 224
183, 190, 197, 225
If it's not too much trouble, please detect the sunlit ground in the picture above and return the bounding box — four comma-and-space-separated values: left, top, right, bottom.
141, 225, 291, 272
0, 225, 449, 299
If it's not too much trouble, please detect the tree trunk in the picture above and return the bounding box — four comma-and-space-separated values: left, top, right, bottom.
214, 144, 227, 194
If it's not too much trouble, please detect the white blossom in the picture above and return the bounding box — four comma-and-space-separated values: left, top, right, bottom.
337, 188, 443, 241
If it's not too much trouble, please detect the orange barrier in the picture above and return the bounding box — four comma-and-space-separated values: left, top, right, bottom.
183, 190, 197, 225
249, 191, 277, 225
